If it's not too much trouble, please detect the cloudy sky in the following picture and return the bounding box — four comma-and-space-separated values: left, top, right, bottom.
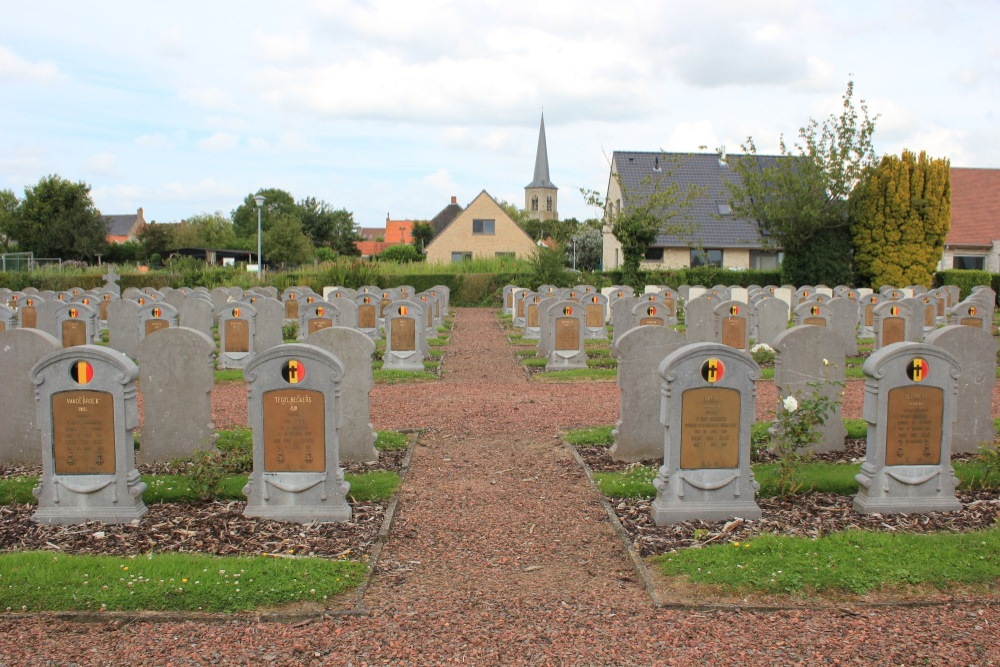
2, 1, 997, 228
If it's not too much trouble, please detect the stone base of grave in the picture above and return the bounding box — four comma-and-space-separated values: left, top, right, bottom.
852, 493, 962, 515
243, 473, 352, 524
383, 351, 424, 372
31, 503, 149, 525
522, 328, 540, 340
651, 498, 762, 526
545, 351, 587, 371
31, 475, 148, 525
853, 466, 962, 515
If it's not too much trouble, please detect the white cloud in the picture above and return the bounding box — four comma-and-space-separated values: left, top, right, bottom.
664, 121, 721, 153
253, 30, 312, 63
156, 27, 187, 59
420, 168, 458, 194
180, 86, 238, 111
0, 45, 59, 82
84, 153, 117, 175
198, 132, 240, 152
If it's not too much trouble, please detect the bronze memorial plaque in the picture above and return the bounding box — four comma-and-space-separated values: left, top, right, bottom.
285, 300, 299, 319
924, 305, 935, 327
803, 317, 826, 327
638, 317, 663, 326
663, 298, 676, 316
0, 322, 5, 332
960, 317, 983, 328
516, 300, 524, 318
526, 305, 538, 328
100, 301, 110, 320
263, 389, 326, 472
586, 304, 604, 328
720, 316, 746, 350
52, 390, 116, 475
307, 318, 333, 335
61, 320, 87, 348
885, 386, 943, 465
881, 317, 905, 345
554, 317, 579, 351
391, 317, 416, 351
145, 319, 169, 336
358, 305, 377, 329
21, 307, 37, 329
224, 319, 250, 353
680, 387, 741, 469
864, 305, 875, 327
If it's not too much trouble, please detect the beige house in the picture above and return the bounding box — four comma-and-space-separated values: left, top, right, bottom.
424, 191, 538, 264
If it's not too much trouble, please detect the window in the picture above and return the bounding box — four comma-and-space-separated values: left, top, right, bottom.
953, 255, 985, 270
749, 250, 782, 270
472, 219, 495, 235
644, 247, 664, 261
690, 248, 723, 268
546, 196, 553, 212
530, 195, 538, 212
451, 251, 472, 263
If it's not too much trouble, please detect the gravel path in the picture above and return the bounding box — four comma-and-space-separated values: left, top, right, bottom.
1, 308, 997, 666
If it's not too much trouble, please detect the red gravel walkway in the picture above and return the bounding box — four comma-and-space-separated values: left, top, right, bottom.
0, 308, 996, 665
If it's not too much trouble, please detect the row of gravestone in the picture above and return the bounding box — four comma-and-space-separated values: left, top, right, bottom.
0, 283, 451, 375
615, 338, 972, 525
0, 325, 383, 525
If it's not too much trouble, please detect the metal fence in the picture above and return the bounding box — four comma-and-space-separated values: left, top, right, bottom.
0, 253, 62, 271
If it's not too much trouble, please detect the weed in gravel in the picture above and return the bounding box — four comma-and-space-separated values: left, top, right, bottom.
564, 425, 614, 447
375, 430, 409, 450
213, 369, 244, 382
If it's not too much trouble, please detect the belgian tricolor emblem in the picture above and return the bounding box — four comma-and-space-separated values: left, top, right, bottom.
232, 307, 241, 318
307, 296, 315, 304
647, 306, 657, 317
701, 358, 725, 383
730, 305, 739, 316
811, 305, 820, 316
282, 359, 306, 384
890, 306, 899, 316
316, 306, 325, 317
969, 306, 977, 316
137, 297, 145, 305
152, 307, 162, 318
563, 305, 573, 316
71, 360, 94, 384
68, 308, 79, 318
906, 358, 928, 382
399, 306, 408, 316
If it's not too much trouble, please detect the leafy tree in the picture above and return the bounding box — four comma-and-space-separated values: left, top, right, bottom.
298, 197, 360, 255
411, 221, 435, 251
231, 188, 297, 239
173, 212, 238, 249
0, 189, 19, 253
262, 213, 314, 266
729, 79, 877, 285
11, 174, 108, 260
850, 150, 951, 288
105, 240, 144, 264
529, 244, 570, 287
567, 226, 603, 271
378, 244, 423, 262
137, 222, 176, 259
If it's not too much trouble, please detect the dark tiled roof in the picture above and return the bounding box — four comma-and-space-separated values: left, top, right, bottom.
105, 214, 138, 237
948, 167, 1000, 246
612, 151, 781, 248
526, 113, 556, 190
429, 202, 463, 235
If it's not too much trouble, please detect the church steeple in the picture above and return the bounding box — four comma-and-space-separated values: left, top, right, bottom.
525, 113, 558, 221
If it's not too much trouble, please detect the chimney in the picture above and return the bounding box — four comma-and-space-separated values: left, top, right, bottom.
451, 196, 457, 205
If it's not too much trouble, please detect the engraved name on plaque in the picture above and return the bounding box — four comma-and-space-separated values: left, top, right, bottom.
680, 388, 740, 469
52, 389, 116, 475
555, 317, 579, 351
885, 386, 943, 465
263, 388, 326, 473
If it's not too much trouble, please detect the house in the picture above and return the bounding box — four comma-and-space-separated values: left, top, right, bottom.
105, 208, 147, 244
429, 196, 464, 236
385, 217, 414, 244
601, 151, 782, 271
424, 190, 538, 263
939, 167, 1000, 272
355, 216, 415, 258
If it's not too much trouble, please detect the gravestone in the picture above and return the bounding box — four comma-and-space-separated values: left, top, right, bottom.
136, 327, 216, 463
18, 295, 43, 330
853, 342, 962, 514
251, 297, 285, 352
164, 288, 187, 312
304, 327, 378, 462
102, 269, 122, 297
243, 344, 352, 522
298, 300, 341, 338
0, 303, 14, 332
794, 286, 815, 306
415, 292, 440, 334
683, 294, 717, 342
0, 329, 61, 464
511, 288, 530, 327
30, 346, 147, 524
610, 296, 639, 344
522, 293, 543, 340
651, 343, 762, 524
582, 292, 610, 339
94, 291, 119, 324
210, 287, 232, 313
610, 325, 686, 462
179, 294, 215, 338
826, 296, 860, 355
714, 300, 752, 351
772, 325, 847, 453
107, 298, 141, 359
383, 301, 425, 371
873, 300, 913, 350
949, 301, 991, 332
631, 300, 668, 329
324, 286, 357, 302
535, 296, 562, 358
503, 285, 521, 317
925, 325, 999, 453
793, 300, 832, 328
354, 294, 382, 340
137, 301, 178, 340
544, 301, 588, 371
753, 296, 789, 347
55, 302, 97, 348
217, 303, 256, 369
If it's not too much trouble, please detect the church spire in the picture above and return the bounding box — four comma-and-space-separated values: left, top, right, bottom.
526, 113, 556, 190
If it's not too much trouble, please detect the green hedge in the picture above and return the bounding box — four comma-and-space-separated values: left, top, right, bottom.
603, 267, 782, 289
935, 269, 996, 300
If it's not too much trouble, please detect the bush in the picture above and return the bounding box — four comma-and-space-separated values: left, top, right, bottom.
935, 269, 994, 299
378, 245, 423, 263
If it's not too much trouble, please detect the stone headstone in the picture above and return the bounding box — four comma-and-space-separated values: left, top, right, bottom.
251, 297, 284, 352
179, 294, 215, 338
949, 300, 992, 333
107, 298, 141, 359
30, 345, 146, 524
217, 303, 256, 370
714, 300, 752, 351
651, 343, 762, 524
535, 296, 562, 358
383, 300, 426, 371
0, 329, 61, 465
581, 292, 610, 339
873, 300, 913, 350
137, 301, 178, 340
610, 296, 640, 344
136, 327, 216, 464
853, 342, 962, 514
55, 302, 97, 348
826, 296, 860, 355
297, 299, 340, 338
793, 300, 832, 328
304, 326, 378, 463
354, 293, 382, 340
772, 325, 847, 453
0, 303, 14, 332
544, 301, 588, 371
521, 293, 543, 340
683, 295, 717, 342
243, 344, 351, 522
924, 325, 998, 453
611, 326, 686, 462
753, 296, 789, 347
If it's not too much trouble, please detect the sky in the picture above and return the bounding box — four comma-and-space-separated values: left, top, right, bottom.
2, 1, 998, 230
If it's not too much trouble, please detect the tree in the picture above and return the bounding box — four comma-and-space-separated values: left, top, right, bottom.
137, 222, 176, 259
298, 197, 360, 255
263, 213, 314, 266
231, 188, 297, 240
411, 221, 434, 251
173, 212, 238, 249
729, 79, 877, 285
567, 226, 603, 271
0, 189, 19, 253
378, 244, 423, 263
11, 174, 108, 260
850, 150, 950, 288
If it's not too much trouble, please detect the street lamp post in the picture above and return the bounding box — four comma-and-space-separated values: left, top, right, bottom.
253, 195, 265, 279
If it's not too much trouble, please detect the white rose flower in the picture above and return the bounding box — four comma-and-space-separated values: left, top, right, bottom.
782, 395, 798, 412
